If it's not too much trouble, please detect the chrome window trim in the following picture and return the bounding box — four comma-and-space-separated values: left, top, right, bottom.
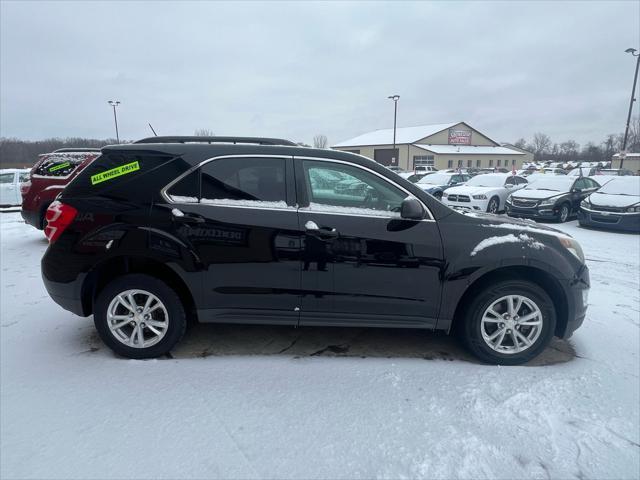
161, 154, 297, 211
161, 153, 435, 221
295, 155, 435, 221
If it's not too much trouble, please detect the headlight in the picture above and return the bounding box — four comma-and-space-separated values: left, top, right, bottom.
539, 197, 557, 207
472, 194, 487, 200
559, 236, 585, 263
626, 205, 640, 213
442, 192, 449, 198
505, 196, 512, 204
581, 199, 591, 209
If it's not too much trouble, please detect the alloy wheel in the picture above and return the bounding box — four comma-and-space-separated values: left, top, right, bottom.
106, 289, 169, 348
559, 205, 569, 222
480, 294, 543, 354
487, 198, 498, 213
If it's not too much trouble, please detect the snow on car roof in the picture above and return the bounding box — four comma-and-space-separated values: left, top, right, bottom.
332, 122, 458, 147
413, 145, 525, 155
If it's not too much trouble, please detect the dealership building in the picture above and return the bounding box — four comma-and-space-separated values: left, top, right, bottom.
611, 152, 640, 172
332, 122, 533, 171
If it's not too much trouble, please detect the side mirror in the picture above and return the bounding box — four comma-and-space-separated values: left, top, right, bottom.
400, 196, 425, 220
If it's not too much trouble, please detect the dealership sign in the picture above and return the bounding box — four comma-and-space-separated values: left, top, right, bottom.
448, 129, 472, 145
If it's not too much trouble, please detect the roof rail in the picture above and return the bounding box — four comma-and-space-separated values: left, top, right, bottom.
53, 148, 102, 153
133, 136, 297, 146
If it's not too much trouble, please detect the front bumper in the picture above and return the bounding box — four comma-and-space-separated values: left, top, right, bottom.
505, 203, 559, 220
443, 197, 489, 212
578, 208, 640, 232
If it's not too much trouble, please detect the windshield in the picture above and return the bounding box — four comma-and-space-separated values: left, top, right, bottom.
599, 177, 640, 196
525, 177, 573, 191
417, 173, 451, 185
465, 175, 506, 187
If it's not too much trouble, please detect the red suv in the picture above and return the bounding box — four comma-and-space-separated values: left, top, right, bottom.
21, 148, 101, 229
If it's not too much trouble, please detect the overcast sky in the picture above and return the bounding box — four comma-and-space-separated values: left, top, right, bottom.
1, 1, 639, 146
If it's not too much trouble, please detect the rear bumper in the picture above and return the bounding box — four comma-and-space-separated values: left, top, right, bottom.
21, 208, 42, 229
578, 209, 640, 233
41, 252, 87, 316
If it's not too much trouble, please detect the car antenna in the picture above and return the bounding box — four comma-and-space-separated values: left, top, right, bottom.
148, 123, 158, 136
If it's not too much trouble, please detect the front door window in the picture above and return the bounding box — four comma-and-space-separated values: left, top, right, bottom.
301, 160, 406, 216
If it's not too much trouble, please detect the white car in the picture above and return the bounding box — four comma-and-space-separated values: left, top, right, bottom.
0, 168, 29, 206
442, 173, 528, 213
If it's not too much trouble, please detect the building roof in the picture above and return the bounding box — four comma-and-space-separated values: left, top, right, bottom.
332, 122, 459, 147
612, 153, 640, 158
413, 144, 525, 155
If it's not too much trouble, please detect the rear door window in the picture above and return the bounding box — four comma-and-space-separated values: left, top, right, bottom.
167, 157, 289, 208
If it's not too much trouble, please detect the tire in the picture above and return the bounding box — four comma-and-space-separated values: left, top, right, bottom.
557, 203, 570, 223
94, 274, 187, 359
459, 280, 556, 365
486, 196, 499, 214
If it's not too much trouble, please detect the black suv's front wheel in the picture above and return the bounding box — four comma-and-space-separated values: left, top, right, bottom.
94, 274, 187, 359
460, 280, 556, 365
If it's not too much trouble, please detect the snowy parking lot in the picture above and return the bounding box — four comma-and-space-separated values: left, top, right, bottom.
1, 210, 638, 479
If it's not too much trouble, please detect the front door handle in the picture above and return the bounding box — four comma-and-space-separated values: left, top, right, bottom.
172, 208, 205, 224
305, 220, 339, 238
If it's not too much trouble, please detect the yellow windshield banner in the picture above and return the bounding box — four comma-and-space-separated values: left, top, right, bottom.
49, 161, 71, 172
91, 161, 140, 185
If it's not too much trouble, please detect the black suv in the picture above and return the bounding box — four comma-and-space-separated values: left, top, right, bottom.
42, 136, 590, 365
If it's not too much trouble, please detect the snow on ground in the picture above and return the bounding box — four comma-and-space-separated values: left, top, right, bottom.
1, 211, 638, 479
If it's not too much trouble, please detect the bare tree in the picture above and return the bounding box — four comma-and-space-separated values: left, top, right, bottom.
313, 134, 328, 149
513, 138, 527, 149
194, 128, 214, 136
559, 140, 580, 161
530, 132, 552, 160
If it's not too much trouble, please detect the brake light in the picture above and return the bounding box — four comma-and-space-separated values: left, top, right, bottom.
44, 201, 77, 243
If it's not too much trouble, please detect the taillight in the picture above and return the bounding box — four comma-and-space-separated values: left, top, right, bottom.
44, 201, 77, 243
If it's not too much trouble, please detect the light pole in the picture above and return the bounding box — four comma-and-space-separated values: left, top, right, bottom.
388, 95, 400, 166
620, 48, 639, 169
108, 100, 121, 143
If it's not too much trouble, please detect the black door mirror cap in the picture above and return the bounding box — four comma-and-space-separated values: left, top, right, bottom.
400, 196, 425, 220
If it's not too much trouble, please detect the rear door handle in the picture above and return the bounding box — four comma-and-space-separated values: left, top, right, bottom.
305, 220, 339, 238
172, 208, 205, 224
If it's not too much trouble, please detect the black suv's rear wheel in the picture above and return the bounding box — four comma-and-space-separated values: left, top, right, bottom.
460, 280, 556, 365
94, 274, 187, 359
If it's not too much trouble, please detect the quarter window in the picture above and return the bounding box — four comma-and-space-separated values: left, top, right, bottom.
302, 160, 405, 215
